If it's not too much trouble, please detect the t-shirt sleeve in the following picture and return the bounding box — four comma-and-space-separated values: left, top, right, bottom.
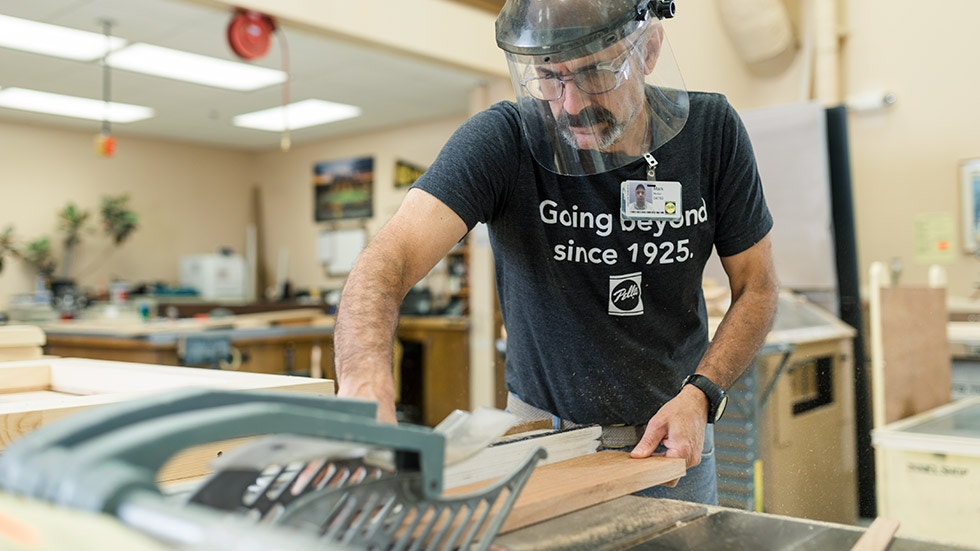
711, 100, 773, 258
411, 102, 524, 231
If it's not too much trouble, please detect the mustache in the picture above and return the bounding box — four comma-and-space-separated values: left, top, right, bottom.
557, 106, 616, 128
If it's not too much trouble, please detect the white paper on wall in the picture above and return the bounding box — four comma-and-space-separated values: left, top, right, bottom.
704, 101, 838, 291
321, 228, 366, 275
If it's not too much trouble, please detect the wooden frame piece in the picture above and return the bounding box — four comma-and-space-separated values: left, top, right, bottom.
0, 358, 334, 484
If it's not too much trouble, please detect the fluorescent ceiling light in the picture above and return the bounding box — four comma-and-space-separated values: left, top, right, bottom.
233, 99, 361, 132
0, 88, 154, 123
0, 14, 125, 61
107, 43, 286, 91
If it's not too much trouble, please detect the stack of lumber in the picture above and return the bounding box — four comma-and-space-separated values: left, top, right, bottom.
0, 325, 45, 362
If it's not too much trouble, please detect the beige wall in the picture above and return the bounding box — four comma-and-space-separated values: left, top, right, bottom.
249, 115, 468, 293
846, 0, 980, 293
0, 120, 254, 306
0, 113, 467, 309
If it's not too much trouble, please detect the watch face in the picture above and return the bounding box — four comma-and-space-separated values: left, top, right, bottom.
714, 394, 729, 422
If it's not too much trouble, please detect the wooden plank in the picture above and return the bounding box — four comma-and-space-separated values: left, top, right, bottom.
876, 286, 950, 426
157, 437, 253, 483
46, 358, 333, 396
0, 390, 74, 403
447, 450, 686, 534
851, 517, 900, 551
868, 262, 952, 428
0, 363, 51, 394
0, 347, 42, 362
0, 493, 170, 550
0, 358, 334, 485
41, 308, 330, 337
0, 325, 45, 347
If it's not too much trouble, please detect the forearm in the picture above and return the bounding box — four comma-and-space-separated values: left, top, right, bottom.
333, 241, 411, 421
332, 189, 469, 422
334, 245, 406, 395
696, 283, 778, 389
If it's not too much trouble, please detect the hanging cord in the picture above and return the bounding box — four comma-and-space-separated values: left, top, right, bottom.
100, 19, 113, 137
278, 27, 291, 152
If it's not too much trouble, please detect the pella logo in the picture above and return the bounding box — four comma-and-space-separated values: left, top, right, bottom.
609, 272, 643, 316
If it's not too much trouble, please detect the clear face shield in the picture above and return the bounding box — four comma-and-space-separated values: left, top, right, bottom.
497, 1, 689, 176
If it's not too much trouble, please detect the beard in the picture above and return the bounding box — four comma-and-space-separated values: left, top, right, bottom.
556, 105, 629, 151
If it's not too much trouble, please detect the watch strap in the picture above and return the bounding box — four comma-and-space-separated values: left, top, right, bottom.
681, 374, 727, 423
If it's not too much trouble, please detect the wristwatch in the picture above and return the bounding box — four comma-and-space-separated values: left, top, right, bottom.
681, 374, 728, 423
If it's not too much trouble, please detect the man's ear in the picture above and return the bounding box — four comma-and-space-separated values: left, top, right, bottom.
639, 25, 664, 75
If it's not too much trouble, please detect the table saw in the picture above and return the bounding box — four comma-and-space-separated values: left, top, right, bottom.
0, 389, 970, 551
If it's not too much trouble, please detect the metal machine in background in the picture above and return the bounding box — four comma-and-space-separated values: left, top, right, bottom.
714, 292, 860, 523
180, 253, 250, 301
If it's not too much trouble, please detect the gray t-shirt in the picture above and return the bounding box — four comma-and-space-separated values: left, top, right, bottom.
413, 91, 772, 425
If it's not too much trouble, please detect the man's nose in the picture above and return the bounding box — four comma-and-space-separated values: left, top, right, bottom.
560, 81, 591, 115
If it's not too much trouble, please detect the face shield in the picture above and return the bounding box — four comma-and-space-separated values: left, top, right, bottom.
496, 0, 689, 176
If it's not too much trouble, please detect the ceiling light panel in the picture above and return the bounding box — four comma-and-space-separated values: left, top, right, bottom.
233, 99, 362, 132
0, 88, 154, 123
107, 43, 286, 91
0, 14, 126, 61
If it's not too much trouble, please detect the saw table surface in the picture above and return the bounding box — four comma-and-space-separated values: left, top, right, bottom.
496, 496, 973, 551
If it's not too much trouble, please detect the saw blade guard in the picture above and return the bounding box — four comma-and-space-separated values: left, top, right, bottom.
0, 387, 544, 551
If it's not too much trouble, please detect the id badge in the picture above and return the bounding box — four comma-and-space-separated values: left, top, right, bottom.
621, 180, 682, 222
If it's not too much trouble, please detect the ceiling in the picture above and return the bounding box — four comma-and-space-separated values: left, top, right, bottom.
0, 0, 492, 151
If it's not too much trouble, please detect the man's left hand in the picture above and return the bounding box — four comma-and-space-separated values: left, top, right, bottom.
630, 385, 708, 469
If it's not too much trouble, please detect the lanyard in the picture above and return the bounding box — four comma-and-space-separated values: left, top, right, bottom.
643, 152, 658, 181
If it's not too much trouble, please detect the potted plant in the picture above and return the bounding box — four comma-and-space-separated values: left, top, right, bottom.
0, 194, 139, 313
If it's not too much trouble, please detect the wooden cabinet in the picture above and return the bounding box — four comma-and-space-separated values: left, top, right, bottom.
445, 238, 470, 315
318, 316, 470, 428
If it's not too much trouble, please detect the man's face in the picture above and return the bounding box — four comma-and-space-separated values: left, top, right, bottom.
534, 42, 646, 153
634, 185, 646, 206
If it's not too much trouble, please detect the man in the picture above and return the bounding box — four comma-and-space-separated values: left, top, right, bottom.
631, 183, 649, 210
334, 0, 778, 505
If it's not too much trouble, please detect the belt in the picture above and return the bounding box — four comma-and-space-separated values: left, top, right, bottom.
506, 393, 646, 449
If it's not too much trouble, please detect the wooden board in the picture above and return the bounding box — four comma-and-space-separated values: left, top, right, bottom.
0, 358, 335, 484
0, 326, 45, 348
877, 287, 950, 425
0, 493, 170, 550
448, 450, 686, 534
0, 346, 43, 362
40, 308, 330, 337
851, 517, 900, 551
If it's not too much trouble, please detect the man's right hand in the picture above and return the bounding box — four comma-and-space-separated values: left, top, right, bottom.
336, 376, 399, 424
333, 188, 468, 428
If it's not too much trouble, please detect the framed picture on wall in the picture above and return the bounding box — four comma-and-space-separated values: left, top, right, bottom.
960, 158, 980, 253
394, 159, 426, 188
313, 156, 374, 222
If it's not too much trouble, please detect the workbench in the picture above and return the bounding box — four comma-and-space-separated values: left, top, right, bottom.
39, 312, 470, 428
318, 315, 470, 428
43, 322, 331, 376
